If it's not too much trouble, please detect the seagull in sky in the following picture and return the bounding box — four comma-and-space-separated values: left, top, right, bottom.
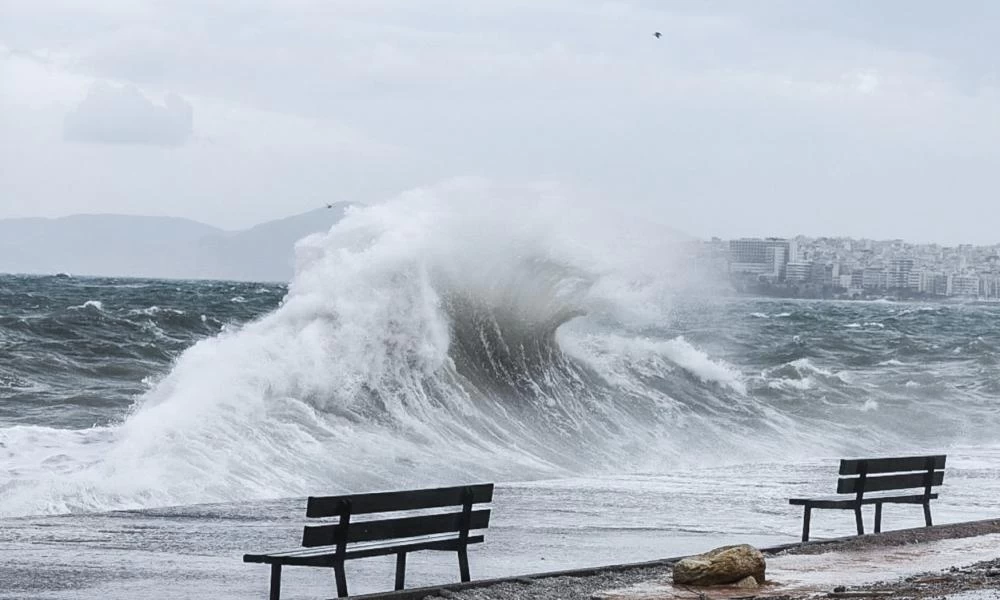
653, 32, 662, 39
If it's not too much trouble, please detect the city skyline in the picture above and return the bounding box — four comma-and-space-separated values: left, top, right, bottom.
709, 233, 1000, 250
702, 234, 1000, 299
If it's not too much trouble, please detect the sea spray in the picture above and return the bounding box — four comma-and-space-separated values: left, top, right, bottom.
0, 180, 696, 515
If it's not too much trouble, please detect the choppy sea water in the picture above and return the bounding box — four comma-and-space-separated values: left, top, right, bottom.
1, 193, 999, 598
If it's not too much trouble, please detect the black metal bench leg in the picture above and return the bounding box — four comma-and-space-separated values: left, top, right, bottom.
854, 506, 865, 536
334, 561, 348, 598
923, 502, 933, 527
458, 545, 471, 582
874, 502, 882, 534
395, 552, 407, 590
269, 564, 282, 600
801, 506, 812, 542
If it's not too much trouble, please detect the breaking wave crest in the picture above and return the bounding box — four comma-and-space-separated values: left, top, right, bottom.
0, 180, 702, 516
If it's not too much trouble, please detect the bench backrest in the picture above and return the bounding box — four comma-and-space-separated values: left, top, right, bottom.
836, 455, 945, 500
301, 483, 493, 549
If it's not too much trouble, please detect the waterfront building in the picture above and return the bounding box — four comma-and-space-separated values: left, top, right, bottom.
728, 238, 794, 280
785, 261, 811, 282
862, 268, 888, 289
948, 274, 980, 297
981, 276, 1000, 300
889, 258, 914, 289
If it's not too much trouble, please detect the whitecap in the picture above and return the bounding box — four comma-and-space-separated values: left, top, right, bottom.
68, 300, 104, 311
767, 377, 814, 391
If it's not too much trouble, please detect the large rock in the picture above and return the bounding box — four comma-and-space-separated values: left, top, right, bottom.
672, 544, 766, 586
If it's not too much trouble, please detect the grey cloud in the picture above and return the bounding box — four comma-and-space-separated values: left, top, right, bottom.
3, 1, 1000, 242
63, 81, 193, 146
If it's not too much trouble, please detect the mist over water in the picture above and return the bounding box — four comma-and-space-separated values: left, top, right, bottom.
1, 180, 999, 518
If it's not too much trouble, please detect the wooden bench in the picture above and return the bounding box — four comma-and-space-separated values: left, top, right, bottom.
244, 483, 493, 599
789, 455, 945, 542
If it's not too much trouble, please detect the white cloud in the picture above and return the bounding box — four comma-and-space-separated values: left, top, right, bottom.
63, 81, 193, 146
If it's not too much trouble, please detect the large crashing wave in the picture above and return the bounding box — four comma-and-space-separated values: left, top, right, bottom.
0, 180, 855, 516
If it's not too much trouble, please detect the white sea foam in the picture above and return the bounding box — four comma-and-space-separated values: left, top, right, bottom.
128, 306, 186, 316
859, 399, 879, 412
69, 300, 104, 311
767, 376, 814, 391
566, 333, 746, 395
788, 358, 833, 377
660, 337, 747, 393
759, 358, 851, 392
0, 179, 705, 517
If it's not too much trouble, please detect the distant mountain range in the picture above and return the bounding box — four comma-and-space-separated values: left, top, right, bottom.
0, 204, 351, 282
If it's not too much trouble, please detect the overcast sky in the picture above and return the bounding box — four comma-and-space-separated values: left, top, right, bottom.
1, 1, 998, 244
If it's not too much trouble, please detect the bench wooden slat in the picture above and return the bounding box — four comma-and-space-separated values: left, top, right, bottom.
307, 483, 494, 518
244, 534, 486, 566
839, 455, 946, 475
302, 509, 491, 547
249, 534, 469, 560
345, 534, 484, 560
837, 470, 944, 494
790, 492, 938, 508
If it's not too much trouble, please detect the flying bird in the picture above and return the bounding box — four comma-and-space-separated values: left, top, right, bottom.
653, 32, 662, 39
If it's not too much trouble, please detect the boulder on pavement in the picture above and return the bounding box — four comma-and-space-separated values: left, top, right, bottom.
672, 544, 766, 586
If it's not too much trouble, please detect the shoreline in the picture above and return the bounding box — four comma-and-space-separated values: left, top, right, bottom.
352, 519, 1000, 600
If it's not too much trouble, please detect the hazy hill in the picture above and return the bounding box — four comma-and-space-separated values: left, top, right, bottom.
0, 205, 350, 281
193, 205, 350, 281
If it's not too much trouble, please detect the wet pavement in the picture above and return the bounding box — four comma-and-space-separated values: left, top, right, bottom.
595, 535, 1000, 599
2, 459, 999, 599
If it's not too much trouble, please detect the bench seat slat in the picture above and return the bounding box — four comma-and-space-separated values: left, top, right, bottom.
244, 534, 485, 566
302, 509, 490, 547
840, 455, 946, 475
837, 471, 943, 494
790, 492, 938, 508
252, 533, 483, 559
307, 483, 494, 517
